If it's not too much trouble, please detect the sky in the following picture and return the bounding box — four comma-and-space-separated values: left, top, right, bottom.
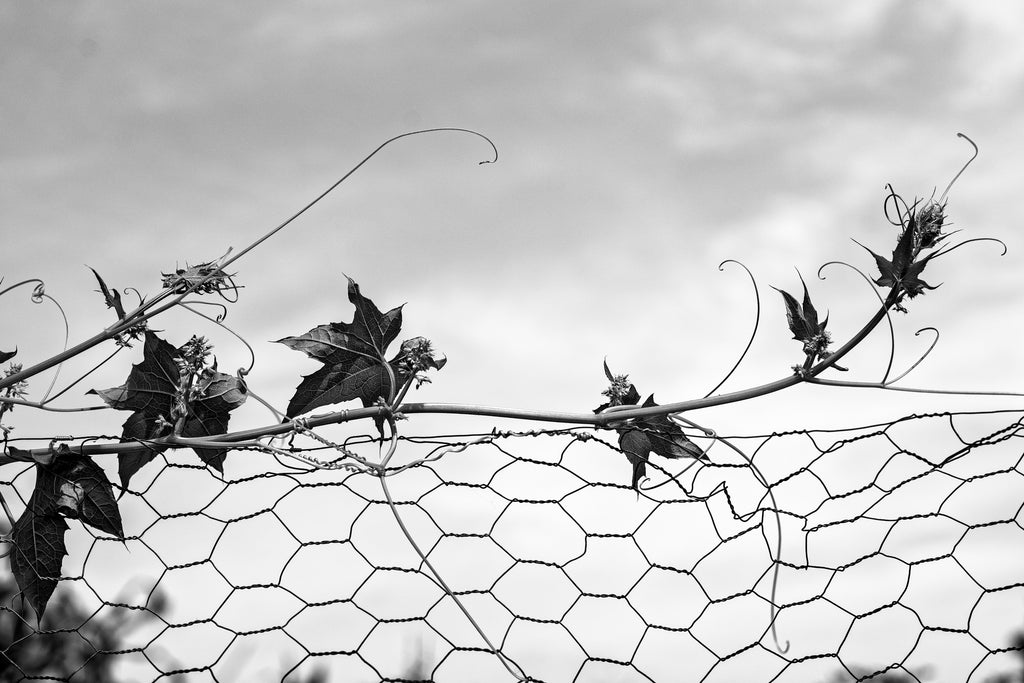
4, 1, 1024, 426
3, 1, 1024, 681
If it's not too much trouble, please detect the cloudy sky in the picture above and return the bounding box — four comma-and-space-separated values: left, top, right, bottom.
3, 2, 1024, 680
4, 1, 1024, 438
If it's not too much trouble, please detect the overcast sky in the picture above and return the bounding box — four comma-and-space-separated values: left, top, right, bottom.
4, 1, 1024, 437
3, 3, 1024, 679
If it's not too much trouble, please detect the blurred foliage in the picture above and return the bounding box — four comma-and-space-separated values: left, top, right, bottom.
0, 575, 149, 681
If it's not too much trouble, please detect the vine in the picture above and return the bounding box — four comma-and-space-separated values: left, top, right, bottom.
0, 129, 1015, 679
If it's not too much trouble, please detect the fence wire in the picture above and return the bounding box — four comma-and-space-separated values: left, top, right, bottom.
3, 408, 1024, 682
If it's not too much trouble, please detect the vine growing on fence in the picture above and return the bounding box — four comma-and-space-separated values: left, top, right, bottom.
1, 129, 1021, 682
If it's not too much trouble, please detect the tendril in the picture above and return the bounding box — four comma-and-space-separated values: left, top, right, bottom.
216, 128, 499, 276
380, 473, 528, 682
179, 299, 229, 323
0, 278, 45, 300
819, 260, 895, 383
886, 328, 939, 385
41, 346, 123, 405
704, 260, 760, 398
177, 303, 256, 376
713, 432, 789, 654
938, 133, 979, 204
930, 236, 1008, 260
883, 185, 913, 228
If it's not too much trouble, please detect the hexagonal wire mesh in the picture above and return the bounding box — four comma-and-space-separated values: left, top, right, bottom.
2, 408, 1024, 682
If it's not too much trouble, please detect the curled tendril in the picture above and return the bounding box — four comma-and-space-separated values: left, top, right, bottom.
931, 236, 1008, 260
123, 287, 145, 308
818, 260, 897, 383
0, 280, 73, 403
0, 278, 45, 300
626, 415, 714, 496
216, 128, 499, 276
883, 185, 913, 228
938, 133, 979, 204
704, 260, 760, 398
178, 303, 256, 376
181, 299, 229, 323
886, 327, 940, 385
30, 282, 46, 304
637, 456, 704, 495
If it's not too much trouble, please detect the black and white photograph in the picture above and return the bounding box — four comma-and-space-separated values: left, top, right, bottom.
2, 2, 1024, 681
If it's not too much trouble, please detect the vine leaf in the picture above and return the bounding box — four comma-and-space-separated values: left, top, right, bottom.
772, 276, 843, 368
773, 275, 825, 343
89, 267, 127, 320
595, 364, 706, 490
856, 216, 939, 301
278, 277, 406, 418
9, 448, 123, 619
10, 505, 68, 619
40, 450, 125, 538
88, 331, 247, 488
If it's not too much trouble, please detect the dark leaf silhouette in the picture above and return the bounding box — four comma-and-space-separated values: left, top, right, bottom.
88, 267, 127, 321
10, 503, 69, 619
278, 277, 406, 418
36, 451, 124, 538
88, 331, 246, 488
0, 348, 15, 364
160, 260, 232, 294
776, 276, 823, 344
637, 395, 706, 460
596, 363, 705, 490
855, 213, 940, 302
773, 276, 843, 368
8, 446, 124, 616
594, 359, 640, 413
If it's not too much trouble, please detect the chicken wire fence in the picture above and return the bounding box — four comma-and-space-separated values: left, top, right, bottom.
2, 408, 1024, 683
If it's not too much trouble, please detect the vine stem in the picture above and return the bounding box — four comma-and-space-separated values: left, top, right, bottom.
803, 377, 1024, 397
379, 474, 528, 682
1, 294, 896, 464
0, 273, 937, 467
